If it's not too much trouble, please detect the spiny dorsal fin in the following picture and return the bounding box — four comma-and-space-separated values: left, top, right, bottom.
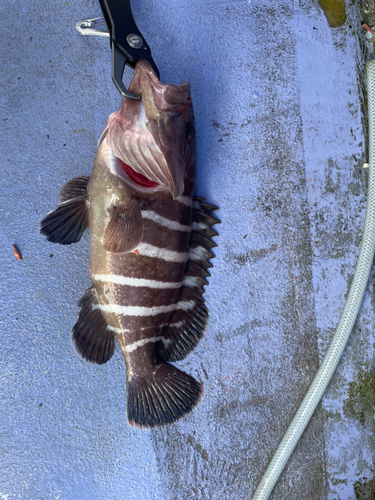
157, 196, 219, 362
194, 197, 219, 214
189, 196, 219, 270
193, 209, 220, 227
190, 231, 217, 250
185, 260, 210, 281
40, 195, 89, 245
59, 176, 90, 203
127, 362, 203, 428
190, 247, 214, 270
71, 287, 115, 365
103, 199, 143, 253
192, 222, 218, 239
158, 285, 208, 362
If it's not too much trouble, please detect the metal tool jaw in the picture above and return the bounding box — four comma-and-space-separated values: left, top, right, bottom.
76, 0, 160, 100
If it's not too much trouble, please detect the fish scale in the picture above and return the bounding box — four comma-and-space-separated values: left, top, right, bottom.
41, 60, 219, 428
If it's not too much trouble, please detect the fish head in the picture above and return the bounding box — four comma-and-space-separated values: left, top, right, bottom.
104, 60, 196, 198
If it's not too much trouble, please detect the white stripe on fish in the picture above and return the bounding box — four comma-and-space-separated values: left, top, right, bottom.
141, 210, 192, 232
92, 274, 200, 288
137, 242, 189, 262
176, 196, 193, 207
125, 336, 172, 353
106, 325, 130, 334
94, 300, 195, 316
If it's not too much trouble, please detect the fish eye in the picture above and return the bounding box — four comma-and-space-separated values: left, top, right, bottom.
185, 122, 196, 141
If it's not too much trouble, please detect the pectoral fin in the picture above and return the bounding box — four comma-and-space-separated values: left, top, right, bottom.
40, 176, 90, 245
59, 176, 90, 202
40, 195, 89, 245
104, 199, 143, 253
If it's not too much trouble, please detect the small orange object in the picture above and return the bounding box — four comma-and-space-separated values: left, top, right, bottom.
12, 244, 22, 261
363, 23, 374, 34
134, 249, 139, 255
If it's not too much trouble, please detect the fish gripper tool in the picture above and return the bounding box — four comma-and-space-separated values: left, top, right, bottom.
76, 0, 160, 100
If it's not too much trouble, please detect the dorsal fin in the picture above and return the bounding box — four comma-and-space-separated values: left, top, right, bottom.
71, 287, 115, 365
192, 222, 218, 239
158, 196, 219, 362
190, 231, 217, 250
158, 289, 208, 362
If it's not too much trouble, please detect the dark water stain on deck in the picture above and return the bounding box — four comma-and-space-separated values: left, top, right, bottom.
318, 0, 346, 27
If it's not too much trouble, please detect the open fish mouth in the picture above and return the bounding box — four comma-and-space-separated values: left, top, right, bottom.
104, 60, 195, 198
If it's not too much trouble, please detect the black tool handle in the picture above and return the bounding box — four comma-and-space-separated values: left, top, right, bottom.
99, 0, 160, 85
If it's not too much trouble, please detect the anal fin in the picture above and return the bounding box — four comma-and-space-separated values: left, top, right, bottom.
71, 287, 115, 365
103, 199, 143, 253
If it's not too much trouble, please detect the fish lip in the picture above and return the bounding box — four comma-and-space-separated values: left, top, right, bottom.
130, 60, 191, 117
128, 61, 165, 114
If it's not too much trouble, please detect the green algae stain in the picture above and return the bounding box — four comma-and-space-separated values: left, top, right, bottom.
343, 367, 375, 425
344, 369, 375, 500
318, 0, 346, 27
354, 475, 375, 500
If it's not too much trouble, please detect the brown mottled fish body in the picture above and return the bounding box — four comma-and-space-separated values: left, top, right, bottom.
41, 61, 218, 427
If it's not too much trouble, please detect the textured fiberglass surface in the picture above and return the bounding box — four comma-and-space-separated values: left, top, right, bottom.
1, 0, 374, 499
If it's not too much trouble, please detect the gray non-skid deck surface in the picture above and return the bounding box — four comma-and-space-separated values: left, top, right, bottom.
1, 0, 374, 498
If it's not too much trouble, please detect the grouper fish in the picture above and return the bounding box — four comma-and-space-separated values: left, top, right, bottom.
41, 60, 219, 428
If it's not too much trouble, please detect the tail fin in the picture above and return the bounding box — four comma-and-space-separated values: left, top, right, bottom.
127, 363, 203, 428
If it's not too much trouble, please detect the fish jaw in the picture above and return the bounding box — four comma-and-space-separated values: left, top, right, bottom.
105, 60, 196, 199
